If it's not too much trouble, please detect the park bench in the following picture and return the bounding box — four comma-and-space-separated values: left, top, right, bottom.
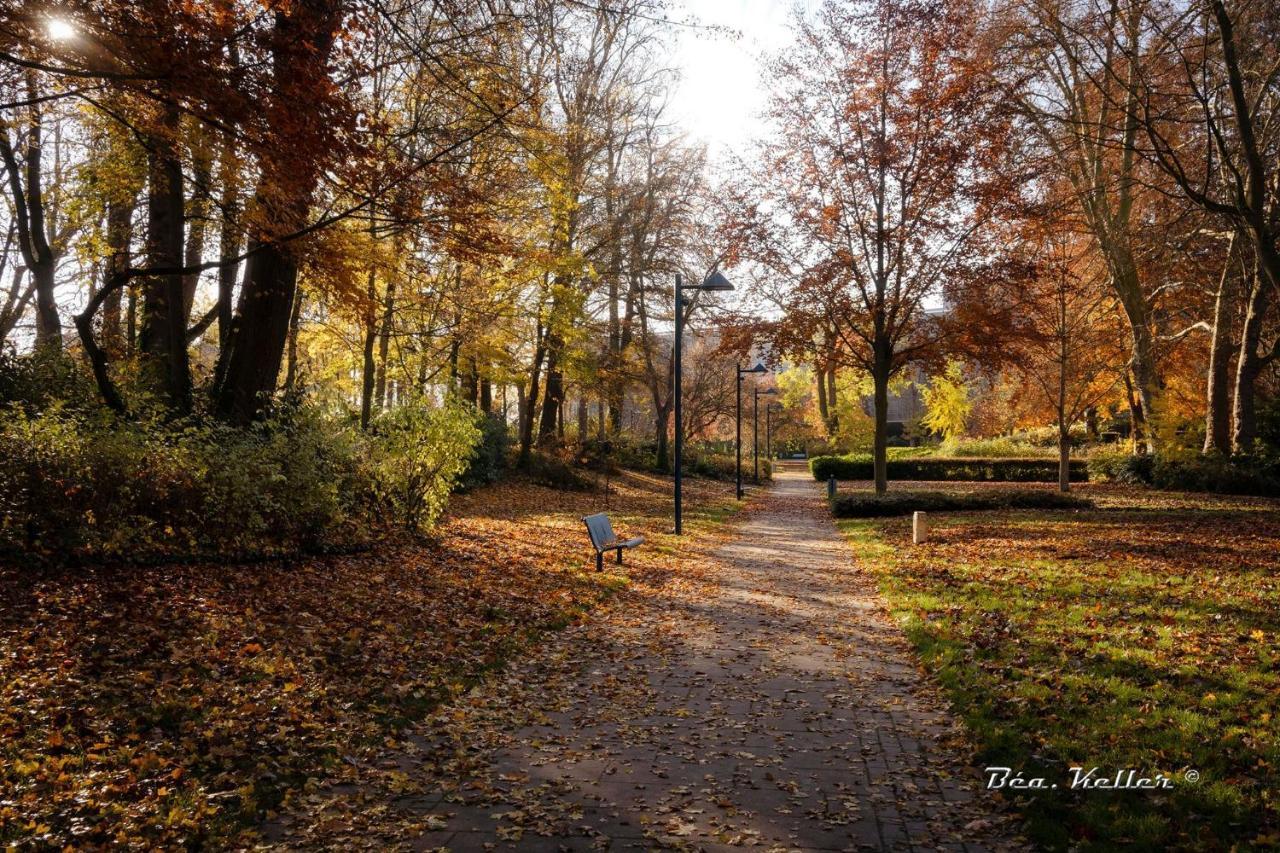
582, 513, 645, 572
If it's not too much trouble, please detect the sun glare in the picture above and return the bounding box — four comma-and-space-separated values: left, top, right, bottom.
46, 17, 76, 41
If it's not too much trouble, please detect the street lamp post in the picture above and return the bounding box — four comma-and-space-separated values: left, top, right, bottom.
753, 387, 777, 482
674, 270, 734, 534
736, 362, 766, 499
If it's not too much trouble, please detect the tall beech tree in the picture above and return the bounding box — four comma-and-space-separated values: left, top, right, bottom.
1132, 0, 1280, 453
743, 0, 1007, 493
1001, 0, 1169, 451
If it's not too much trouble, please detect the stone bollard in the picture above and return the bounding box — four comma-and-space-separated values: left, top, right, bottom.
827, 475, 837, 500
913, 511, 929, 544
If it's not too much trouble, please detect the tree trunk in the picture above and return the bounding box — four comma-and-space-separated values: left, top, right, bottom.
480, 378, 492, 414
826, 366, 838, 433
654, 400, 671, 472
872, 342, 890, 495
538, 332, 564, 447
1204, 237, 1238, 455
212, 2, 341, 423
283, 286, 303, 393
101, 197, 135, 357
360, 267, 377, 430
577, 394, 588, 443
374, 275, 395, 409
519, 327, 545, 466
1058, 417, 1071, 493
0, 81, 60, 347
1231, 261, 1268, 454
139, 103, 190, 411
816, 368, 830, 436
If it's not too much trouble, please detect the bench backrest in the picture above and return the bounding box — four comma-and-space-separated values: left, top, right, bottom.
583, 513, 617, 550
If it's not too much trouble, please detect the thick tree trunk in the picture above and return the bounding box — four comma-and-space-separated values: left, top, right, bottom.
538, 333, 564, 447
816, 369, 830, 436
872, 343, 890, 495
212, 2, 341, 423
480, 378, 492, 414
139, 104, 190, 411
1231, 262, 1268, 453
519, 327, 545, 466
654, 400, 671, 472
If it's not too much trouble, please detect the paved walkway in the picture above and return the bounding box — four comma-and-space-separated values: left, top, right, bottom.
270, 464, 1026, 851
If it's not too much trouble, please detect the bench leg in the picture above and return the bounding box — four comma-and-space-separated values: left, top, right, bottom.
616, 547, 624, 565
596, 551, 603, 572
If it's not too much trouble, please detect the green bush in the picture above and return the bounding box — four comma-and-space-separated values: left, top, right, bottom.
811, 454, 1086, 483
364, 403, 481, 533
830, 488, 1094, 518
682, 449, 771, 482
523, 451, 594, 491
938, 436, 1056, 458
1087, 449, 1280, 495
458, 412, 511, 490
0, 403, 363, 562
1087, 448, 1155, 485
0, 395, 484, 563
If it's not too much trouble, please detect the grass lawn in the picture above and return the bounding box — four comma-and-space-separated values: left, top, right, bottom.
0, 470, 739, 849
835, 481, 1280, 851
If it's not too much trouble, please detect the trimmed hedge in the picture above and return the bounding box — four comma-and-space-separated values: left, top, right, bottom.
811, 454, 1087, 483
830, 488, 1094, 518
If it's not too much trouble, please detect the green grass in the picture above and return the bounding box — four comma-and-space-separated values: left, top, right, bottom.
835, 489, 1280, 850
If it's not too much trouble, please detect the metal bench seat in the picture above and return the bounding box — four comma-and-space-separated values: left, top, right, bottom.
582, 512, 645, 572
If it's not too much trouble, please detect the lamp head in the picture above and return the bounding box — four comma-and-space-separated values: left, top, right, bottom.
700, 270, 734, 292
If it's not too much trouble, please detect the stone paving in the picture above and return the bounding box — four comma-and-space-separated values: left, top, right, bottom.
268, 463, 1027, 851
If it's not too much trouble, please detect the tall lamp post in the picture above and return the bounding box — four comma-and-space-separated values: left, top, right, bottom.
766, 402, 782, 462
674, 270, 734, 534
736, 362, 767, 499
753, 387, 777, 482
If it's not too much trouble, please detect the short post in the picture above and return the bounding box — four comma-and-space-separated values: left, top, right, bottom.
827, 475, 836, 500
913, 511, 929, 544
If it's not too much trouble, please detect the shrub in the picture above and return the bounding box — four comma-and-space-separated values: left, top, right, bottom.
1087, 448, 1154, 485
365, 403, 481, 533
458, 412, 511, 490
523, 451, 594, 491
1152, 455, 1280, 496
1087, 449, 1280, 496
830, 488, 1094, 518
0, 395, 486, 563
0, 402, 363, 562
939, 436, 1056, 458
682, 450, 771, 482
811, 454, 1086, 483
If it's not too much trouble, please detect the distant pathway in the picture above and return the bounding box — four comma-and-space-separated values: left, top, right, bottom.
270, 464, 1026, 851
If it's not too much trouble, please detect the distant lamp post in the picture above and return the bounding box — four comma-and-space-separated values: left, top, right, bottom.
753, 387, 778, 482
674, 270, 734, 534
736, 362, 767, 499
766, 402, 782, 462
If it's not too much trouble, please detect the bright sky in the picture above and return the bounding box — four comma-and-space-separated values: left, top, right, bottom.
668, 0, 815, 163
